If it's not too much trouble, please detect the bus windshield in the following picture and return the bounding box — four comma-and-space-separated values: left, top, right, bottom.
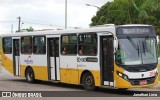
116, 37, 157, 65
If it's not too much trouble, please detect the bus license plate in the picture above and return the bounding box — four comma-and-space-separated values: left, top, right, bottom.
140, 80, 147, 85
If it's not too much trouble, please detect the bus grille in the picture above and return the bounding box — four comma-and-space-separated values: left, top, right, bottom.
129, 77, 156, 86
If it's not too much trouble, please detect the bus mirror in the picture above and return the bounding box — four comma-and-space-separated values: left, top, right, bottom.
114, 39, 118, 49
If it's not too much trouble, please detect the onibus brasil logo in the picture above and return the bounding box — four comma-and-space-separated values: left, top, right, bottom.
24, 55, 33, 64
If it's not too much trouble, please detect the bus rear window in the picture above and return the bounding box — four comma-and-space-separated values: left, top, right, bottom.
3, 37, 12, 54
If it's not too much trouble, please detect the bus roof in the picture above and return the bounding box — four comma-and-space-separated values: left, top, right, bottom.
1, 24, 153, 37
1, 26, 115, 37
117, 24, 152, 27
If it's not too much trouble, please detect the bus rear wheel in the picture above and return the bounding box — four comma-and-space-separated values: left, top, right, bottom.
82, 72, 96, 91
26, 67, 35, 83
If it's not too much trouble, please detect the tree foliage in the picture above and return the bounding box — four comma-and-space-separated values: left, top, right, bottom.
90, 0, 160, 34
26, 26, 34, 32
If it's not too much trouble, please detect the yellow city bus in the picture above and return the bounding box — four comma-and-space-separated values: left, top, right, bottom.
1, 24, 159, 90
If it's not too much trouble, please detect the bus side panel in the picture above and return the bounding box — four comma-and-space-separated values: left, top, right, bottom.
91, 70, 101, 86
1, 53, 14, 74
60, 68, 100, 86
68, 69, 79, 84
78, 69, 101, 86
77, 59, 101, 86
20, 51, 48, 80
60, 68, 68, 83
60, 55, 78, 84
20, 65, 48, 81
60, 68, 79, 84
20, 65, 26, 78
32, 66, 48, 81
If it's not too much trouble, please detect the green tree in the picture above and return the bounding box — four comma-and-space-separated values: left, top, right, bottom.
26, 26, 34, 32
90, 0, 160, 34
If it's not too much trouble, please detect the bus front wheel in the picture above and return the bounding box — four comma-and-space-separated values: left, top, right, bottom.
82, 72, 96, 91
26, 67, 35, 83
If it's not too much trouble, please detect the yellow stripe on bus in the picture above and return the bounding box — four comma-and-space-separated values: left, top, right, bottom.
20, 65, 48, 81
60, 68, 100, 86
1, 53, 14, 74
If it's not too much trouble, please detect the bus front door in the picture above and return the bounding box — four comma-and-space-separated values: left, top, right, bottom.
47, 38, 60, 80
101, 36, 114, 86
13, 39, 20, 76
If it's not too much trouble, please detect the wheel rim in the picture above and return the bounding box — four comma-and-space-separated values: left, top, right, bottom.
27, 70, 33, 81
85, 75, 94, 86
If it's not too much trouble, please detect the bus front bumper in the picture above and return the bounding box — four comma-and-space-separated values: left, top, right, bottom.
115, 76, 159, 89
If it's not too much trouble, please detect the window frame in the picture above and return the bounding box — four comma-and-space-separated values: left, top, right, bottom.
33, 35, 46, 55
78, 32, 98, 56
2, 37, 12, 54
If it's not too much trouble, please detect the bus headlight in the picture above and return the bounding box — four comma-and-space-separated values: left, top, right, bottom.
117, 71, 129, 81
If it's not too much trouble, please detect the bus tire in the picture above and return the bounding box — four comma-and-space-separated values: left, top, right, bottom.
82, 72, 96, 91
26, 67, 35, 83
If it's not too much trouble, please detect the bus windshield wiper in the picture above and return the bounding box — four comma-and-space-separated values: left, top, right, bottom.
127, 36, 140, 57
127, 36, 138, 50
142, 41, 146, 55
137, 42, 140, 57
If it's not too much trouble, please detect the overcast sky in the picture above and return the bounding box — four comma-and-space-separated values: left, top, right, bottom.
0, 0, 112, 34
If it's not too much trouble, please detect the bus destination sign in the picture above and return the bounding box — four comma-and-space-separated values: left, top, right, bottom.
117, 27, 154, 35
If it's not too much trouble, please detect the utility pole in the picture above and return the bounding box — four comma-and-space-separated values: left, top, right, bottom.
65, 0, 67, 29
17, 16, 21, 32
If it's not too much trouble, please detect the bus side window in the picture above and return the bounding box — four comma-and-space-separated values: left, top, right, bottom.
2, 37, 12, 54
33, 36, 46, 54
61, 34, 77, 55
29, 46, 32, 54
21, 36, 32, 54
74, 45, 77, 54
78, 33, 97, 56
90, 47, 97, 55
